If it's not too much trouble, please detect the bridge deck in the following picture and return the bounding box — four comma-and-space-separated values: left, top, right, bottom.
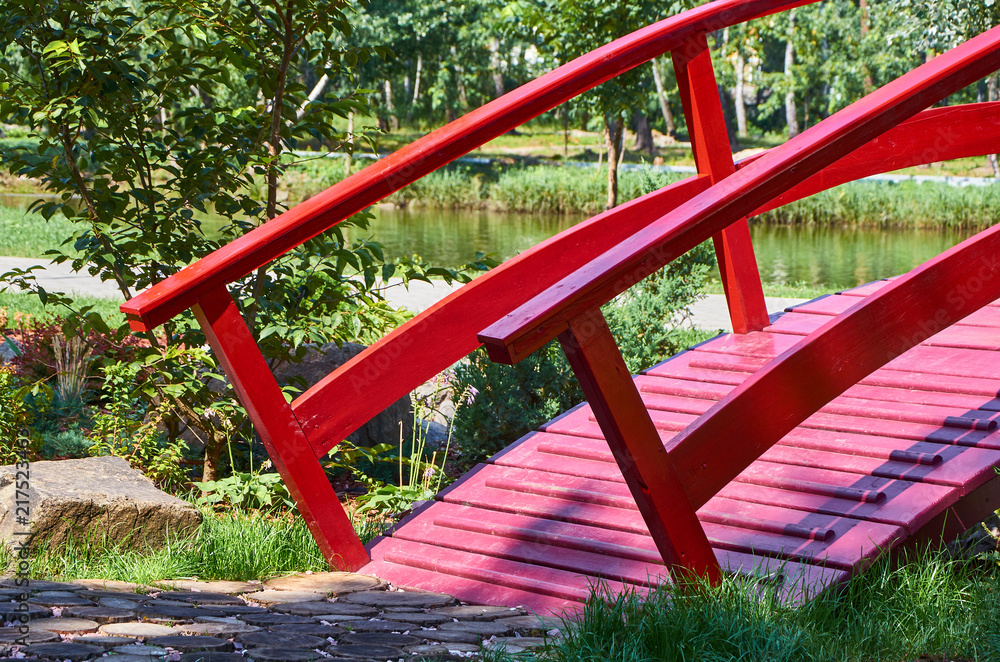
363, 279, 1000, 615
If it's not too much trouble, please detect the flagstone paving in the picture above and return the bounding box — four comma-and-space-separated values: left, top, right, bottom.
0, 573, 564, 661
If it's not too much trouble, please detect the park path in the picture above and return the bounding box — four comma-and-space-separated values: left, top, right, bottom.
0, 255, 808, 331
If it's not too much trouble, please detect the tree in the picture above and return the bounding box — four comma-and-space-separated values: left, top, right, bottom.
507, 0, 660, 208
0, 0, 480, 481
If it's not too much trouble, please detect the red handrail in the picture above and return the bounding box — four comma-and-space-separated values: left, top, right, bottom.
121, 0, 816, 331
478, 26, 1000, 363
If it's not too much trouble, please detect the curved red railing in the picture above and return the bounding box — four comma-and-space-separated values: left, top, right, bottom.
121, 0, 1000, 576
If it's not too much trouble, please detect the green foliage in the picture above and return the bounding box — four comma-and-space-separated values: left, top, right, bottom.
352, 401, 453, 517
19, 507, 328, 582
196, 471, 296, 513
88, 361, 188, 490
453, 341, 582, 466
0, 370, 46, 464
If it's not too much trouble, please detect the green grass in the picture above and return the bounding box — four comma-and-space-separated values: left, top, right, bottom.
12, 506, 387, 584
0, 204, 81, 257
493, 546, 1000, 662
705, 279, 832, 300
0, 291, 124, 325
759, 180, 1000, 229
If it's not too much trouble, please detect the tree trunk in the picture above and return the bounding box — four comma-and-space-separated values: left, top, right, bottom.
651, 57, 676, 138
785, 10, 800, 139
604, 116, 623, 209
734, 51, 748, 138
634, 110, 655, 154
385, 79, 399, 131
407, 52, 423, 122
345, 111, 354, 175
989, 75, 999, 178
297, 65, 331, 121
489, 37, 506, 98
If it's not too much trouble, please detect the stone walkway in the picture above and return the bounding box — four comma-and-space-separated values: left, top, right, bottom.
0, 573, 563, 661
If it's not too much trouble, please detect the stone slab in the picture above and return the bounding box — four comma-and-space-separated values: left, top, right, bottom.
155, 592, 245, 605
339, 632, 420, 647
99, 622, 179, 638
176, 622, 260, 637
155, 580, 261, 595
63, 606, 136, 623
28, 618, 100, 634
262, 573, 382, 596
246, 591, 325, 605
340, 590, 455, 608
323, 644, 404, 660
235, 632, 328, 649
0, 628, 59, 644
245, 648, 326, 662
146, 635, 233, 652
341, 620, 418, 633
21, 642, 104, 660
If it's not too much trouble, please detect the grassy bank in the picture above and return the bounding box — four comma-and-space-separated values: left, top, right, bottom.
495, 547, 999, 662
288, 158, 1000, 227
8, 506, 389, 584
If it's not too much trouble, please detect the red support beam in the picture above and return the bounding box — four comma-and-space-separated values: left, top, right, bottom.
558, 307, 721, 581
193, 286, 369, 570
673, 33, 769, 333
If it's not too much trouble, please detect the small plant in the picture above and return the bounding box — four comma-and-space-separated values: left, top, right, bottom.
0, 369, 47, 464
51, 334, 93, 406
88, 361, 188, 490
196, 470, 296, 513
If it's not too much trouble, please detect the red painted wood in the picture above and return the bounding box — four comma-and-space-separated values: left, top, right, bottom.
478, 28, 1000, 364
770, 310, 1000, 350
294, 176, 710, 455
557, 307, 721, 581
749, 103, 1000, 217
444, 462, 902, 569
374, 537, 622, 602
122, 0, 817, 332
673, 33, 768, 333
192, 286, 369, 570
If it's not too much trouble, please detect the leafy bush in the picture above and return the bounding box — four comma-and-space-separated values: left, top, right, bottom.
88, 361, 188, 490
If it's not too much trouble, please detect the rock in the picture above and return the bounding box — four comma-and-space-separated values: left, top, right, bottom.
946, 511, 1000, 560
272, 342, 413, 447
0, 457, 201, 552
0, 339, 19, 365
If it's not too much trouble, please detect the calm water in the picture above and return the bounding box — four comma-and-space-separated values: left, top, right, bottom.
1, 192, 980, 290
354, 206, 979, 290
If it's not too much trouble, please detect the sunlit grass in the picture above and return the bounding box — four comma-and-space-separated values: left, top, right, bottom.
8, 506, 388, 584
486, 546, 1000, 662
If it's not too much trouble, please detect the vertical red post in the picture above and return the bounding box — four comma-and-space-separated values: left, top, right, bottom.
558, 307, 721, 582
673, 32, 769, 333
194, 286, 369, 571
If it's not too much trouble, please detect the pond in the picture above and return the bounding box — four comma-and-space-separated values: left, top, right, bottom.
353, 206, 980, 291
0, 192, 981, 291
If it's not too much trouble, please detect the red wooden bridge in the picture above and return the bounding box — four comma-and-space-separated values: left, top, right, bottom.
123, 0, 1000, 616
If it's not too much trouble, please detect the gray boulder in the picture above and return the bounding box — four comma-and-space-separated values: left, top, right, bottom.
274, 341, 413, 447
0, 456, 201, 552
0, 337, 19, 365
